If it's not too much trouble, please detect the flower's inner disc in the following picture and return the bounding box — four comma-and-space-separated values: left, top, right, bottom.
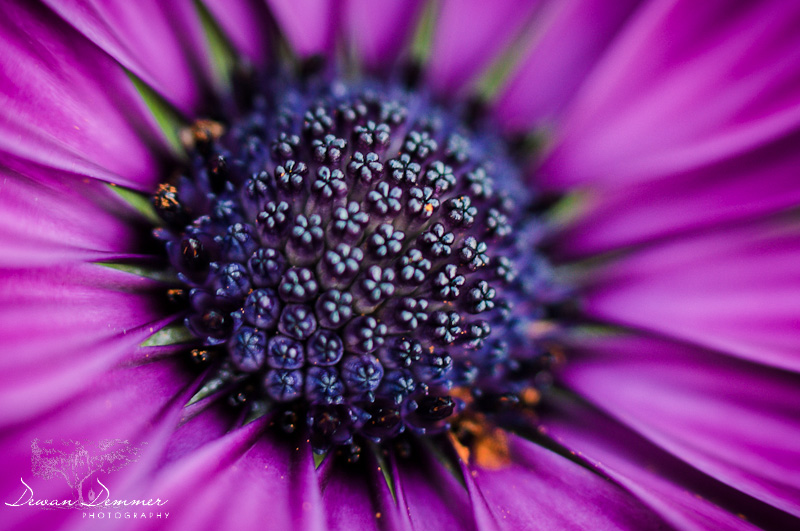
152, 72, 564, 458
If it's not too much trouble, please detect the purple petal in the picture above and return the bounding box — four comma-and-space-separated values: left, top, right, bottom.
203, 0, 273, 65
156, 399, 240, 470
542, 394, 798, 530
540, 0, 800, 189
0, 357, 192, 530
266, 0, 337, 57
0, 165, 150, 266
555, 127, 800, 257
318, 452, 404, 530
43, 0, 215, 115
0, 2, 168, 191
560, 333, 800, 517
344, 0, 423, 71
131, 419, 326, 530
426, 0, 542, 95
391, 446, 476, 530
0, 263, 168, 424
583, 220, 800, 372
493, 0, 644, 131
463, 433, 664, 530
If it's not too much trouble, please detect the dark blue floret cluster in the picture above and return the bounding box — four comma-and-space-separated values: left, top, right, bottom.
153, 74, 565, 456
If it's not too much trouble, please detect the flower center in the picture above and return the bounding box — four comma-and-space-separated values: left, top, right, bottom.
152, 73, 564, 458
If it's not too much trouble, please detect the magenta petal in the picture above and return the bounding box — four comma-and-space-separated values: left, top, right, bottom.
464, 433, 663, 530
494, 0, 644, 131
542, 396, 798, 530
583, 220, 800, 372
136, 420, 326, 530
0, 358, 191, 531
344, 0, 423, 71
266, 0, 337, 57
43, 0, 215, 116
202, 0, 273, 65
561, 334, 800, 517
0, 264, 167, 424
427, 0, 541, 95
318, 452, 404, 530
156, 400, 240, 470
0, 2, 167, 191
556, 128, 800, 257
0, 165, 149, 266
391, 447, 475, 530
540, 0, 800, 189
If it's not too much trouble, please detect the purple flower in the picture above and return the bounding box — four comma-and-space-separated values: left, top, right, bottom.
1, 1, 799, 530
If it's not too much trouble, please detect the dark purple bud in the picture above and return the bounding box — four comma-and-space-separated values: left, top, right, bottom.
366, 182, 402, 216
218, 223, 258, 262
315, 289, 354, 329
414, 395, 454, 421
344, 316, 387, 354
379, 370, 416, 404
248, 248, 287, 287
243, 288, 281, 328
464, 320, 491, 350
347, 151, 384, 186
330, 201, 369, 243
303, 105, 333, 137
403, 130, 438, 160
394, 297, 429, 330
278, 267, 319, 303
366, 224, 404, 259
257, 200, 291, 242
357, 265, 396, 305
312, 166, 347, 202
264, 369, 303, 401
466, 281, 496, 314
433, 264, 465, 301
307, 329, 345, 366
380, 337, 423, 368
229, 326, 266, 372
429, 310, 461, 345
212, 263, 251, 300
278, 304, 317, 340
341, 354, 384, 394
271, 131, 300, 160
406, 186, 439, 220
266, 335, 304, 369
287, 214, 324, 263
354, 121, 390, 149
445, 196, 477, 227
305, 367, 345, 404
387, 153, 420, 185
424, 161, 456, 194
275, 160, 308, 194
465, 167, 493, 199
397, 248, 431, 286
459, 237, 490, 271
311, 134, 347, 163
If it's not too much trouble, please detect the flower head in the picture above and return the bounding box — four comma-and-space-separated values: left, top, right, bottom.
1, 0, 800, 530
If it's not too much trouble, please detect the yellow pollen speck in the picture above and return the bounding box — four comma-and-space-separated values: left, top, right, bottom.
520, 387, 540, 407
181, 119, 224, 148
375, 512, 382, 519
424, 203, 434, 213
449, 416, 511, 470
